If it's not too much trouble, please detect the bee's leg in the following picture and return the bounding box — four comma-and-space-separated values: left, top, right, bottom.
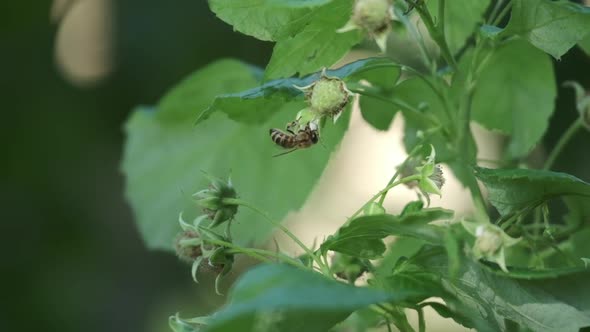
272, 148, 298, 157
286, 120, 298, 135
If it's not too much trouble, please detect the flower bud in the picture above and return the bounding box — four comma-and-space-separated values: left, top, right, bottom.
193, 174, 238, 227
338, 0, 394, 52
462, 220, 520, 273
415, 146, 445, 206
174, 229, 203, 263
474, 225, 503, 256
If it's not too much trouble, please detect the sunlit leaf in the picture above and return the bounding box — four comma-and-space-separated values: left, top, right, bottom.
208, 0, 332, 42
122, 59, 349, 250
471, 39, 556, 158
474, 167, 590, 217
504, 0, 590, 59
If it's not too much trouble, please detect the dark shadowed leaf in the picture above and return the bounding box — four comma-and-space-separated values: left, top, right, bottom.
204, 264, 415, 332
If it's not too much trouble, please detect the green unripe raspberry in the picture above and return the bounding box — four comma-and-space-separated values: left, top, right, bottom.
352, 0, 392, 33
309, 77, 350, 116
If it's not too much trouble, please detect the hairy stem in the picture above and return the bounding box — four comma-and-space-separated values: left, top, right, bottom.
346, 174, 423, 224
203, 237, 306, 269
221, 198, 330, 274
414, 0, 457, 71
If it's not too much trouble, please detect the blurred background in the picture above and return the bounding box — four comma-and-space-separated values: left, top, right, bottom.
2, 1, 589, 332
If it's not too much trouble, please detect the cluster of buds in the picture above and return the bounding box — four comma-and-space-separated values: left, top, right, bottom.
462, 220, 520, 272
295, 69, 352, 124
338, 0, 394, 52
174, 174, 239, 295
193, 173, 238, 228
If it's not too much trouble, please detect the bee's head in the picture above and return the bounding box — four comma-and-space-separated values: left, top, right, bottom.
310, 130, 319, 144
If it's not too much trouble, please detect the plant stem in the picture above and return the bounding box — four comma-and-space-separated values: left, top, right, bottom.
414, 1, 457, 71
487, 0, 506, 25
492, 1, 512, 27
192, 237, 306, 269
377, 145, 423, 205
346, 174, 423, 224
543, 117, 583, 170
221, 198, 330, 274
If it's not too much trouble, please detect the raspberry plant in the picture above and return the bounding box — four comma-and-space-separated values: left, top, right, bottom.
122, 1, 590, 331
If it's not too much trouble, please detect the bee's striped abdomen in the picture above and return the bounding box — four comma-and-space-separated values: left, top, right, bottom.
270, 128, 296, 148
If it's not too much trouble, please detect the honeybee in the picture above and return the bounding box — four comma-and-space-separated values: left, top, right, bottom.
269, 121, 319, 157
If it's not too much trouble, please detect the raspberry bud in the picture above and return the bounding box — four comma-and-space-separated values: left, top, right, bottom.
295, 69, 351, 122
193, 173, 238, 227
174, 229, 203, 263
338, 0, 394, 52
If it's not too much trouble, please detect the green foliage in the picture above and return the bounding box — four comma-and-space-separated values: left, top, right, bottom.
197, 57, 400, 125
203, 264, 412, 332
413, 247, 590, 332
122, 59, 349, 250
264, 0, 362, 79
320, 209, 453, 259
580, 34, 590, 55
208, 0, 330, 42
475, 166, 590, 216
471, 39, 556, 158
505, 0, 590, 59
121, 1, 590, 331
427, 0, 491, 54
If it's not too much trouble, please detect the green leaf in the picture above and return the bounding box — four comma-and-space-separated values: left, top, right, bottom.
383, 258, 447, 302
264, 0, 362, 79
471, 39, 556, 158
122, 59, 350, 250
413, 247, 590, 332
197, 57, 400, 125
504, 0, 590, 59
479, 260, 589, 280
580, 34, 590, 55
208, 0, 331, 42
474, 167, 590, 217
320, 209, 453, 259
204, 264, 413, 332
427, 0, 491, 54
359, 94, 397, 131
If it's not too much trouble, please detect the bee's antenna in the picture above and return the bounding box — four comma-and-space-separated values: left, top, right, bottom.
272, 148, 298, 157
